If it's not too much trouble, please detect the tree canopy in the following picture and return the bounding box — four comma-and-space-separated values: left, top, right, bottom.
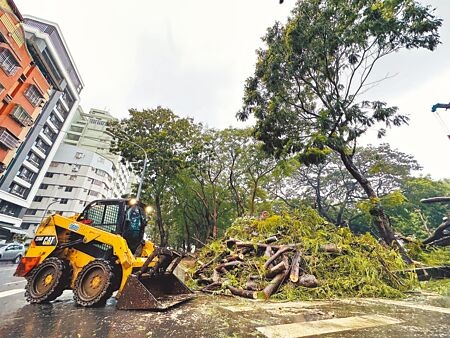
237, 0, 442, 255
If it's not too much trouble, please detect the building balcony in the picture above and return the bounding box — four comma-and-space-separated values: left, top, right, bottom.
39, 132, 53, 146
23, 159, 39, 173
10, 105, 34, 127
53, 107, 65, 122
31, 145, 46, 159
0, 127, 19, 149
59, 96, 70, 112
13, 176, 32, 189
47, 119, 59, 134
49, 115, 63, 129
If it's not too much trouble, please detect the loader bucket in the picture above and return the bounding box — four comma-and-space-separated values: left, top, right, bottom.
116, 273, 195, 310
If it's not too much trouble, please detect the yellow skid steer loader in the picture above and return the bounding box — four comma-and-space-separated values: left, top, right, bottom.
14, 198, 194, 310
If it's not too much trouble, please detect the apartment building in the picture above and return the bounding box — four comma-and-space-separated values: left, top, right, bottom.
21, 144, 114, 231
64, 107, 133, 198
0, 16, 83, 235
21, 108, 135, 235
0, 2, 50, 175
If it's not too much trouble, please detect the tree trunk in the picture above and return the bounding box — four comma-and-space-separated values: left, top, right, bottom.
155, 194, 167, 246
249, 177, 259, 216
339, 151, 412, 264
229, 156, 245, 217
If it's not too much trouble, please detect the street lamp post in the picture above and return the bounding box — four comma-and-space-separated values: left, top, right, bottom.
106, 132, 148, 201
136, 153, 148, 200
39, 198, 60, 225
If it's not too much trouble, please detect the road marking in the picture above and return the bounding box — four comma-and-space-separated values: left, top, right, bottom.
0, 288, 24, 299
0, 267, 18, 272
4, 280, 26, 286
256, 314, 401, 338
362, 298, 450, 315
223, 301, 329, 313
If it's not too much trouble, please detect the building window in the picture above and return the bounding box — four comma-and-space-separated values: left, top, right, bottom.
49, 114, 62, 129
33, 196, 43, 202
64, 186, 73, 192
45, 172, 54, 178
25, 209, 37, 215
62, 89, 74, 107
0, 200, 21, 217
40, 184, 48, 189
95, 169, 106, 177
34, 138, 50, 154
20, 222, 34, 230
18, 166, 35, 182
10, 183, 27, 197
0, 82, 4, 94
60, 198, 68, 204
50, 162, 59, 167
10, 105, 33, 126
69, 175, 77, 181
27, 152, 42, 167
24, 85, 43, 107
56, 102, 68, 117
42, 125, 56, 141
0, 127, 19, 149
0, 48, 19, 76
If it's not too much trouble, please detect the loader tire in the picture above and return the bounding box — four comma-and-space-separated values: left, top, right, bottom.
25, 257, 71, 304
73, 259, 114, 307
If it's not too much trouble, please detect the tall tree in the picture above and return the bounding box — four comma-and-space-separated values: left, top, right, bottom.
108, 107, 199, 246
238, 0, 441, 258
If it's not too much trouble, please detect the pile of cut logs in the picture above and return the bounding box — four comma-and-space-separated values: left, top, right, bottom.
192, 237, 339, 299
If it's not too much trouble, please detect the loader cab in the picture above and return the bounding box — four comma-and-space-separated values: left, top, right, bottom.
77, 198, 148, 252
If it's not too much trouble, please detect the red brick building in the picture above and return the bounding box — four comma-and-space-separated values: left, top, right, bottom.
0, 0, 50, 174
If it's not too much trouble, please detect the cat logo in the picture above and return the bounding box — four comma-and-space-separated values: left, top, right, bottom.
34, 236, 57, 246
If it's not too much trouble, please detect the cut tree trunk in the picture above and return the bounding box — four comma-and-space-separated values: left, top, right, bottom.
215, 261, 243, 271
202, 282, 222, 291
227, 285, 258, 299
264, 246, 294, 269
261, 255, 290, 299
212, 269, 220, 283
193, 252, 227, 278
266, 260, 287, 278
264, 245, 273, 258
290, 251, 302, 283
245, 280, 260, 291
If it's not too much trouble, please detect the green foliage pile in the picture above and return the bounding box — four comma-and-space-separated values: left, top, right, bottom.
403, 243, 450, 296
420, 279, 450, 296
190, 208, 417, 300
407, 243, 450, 267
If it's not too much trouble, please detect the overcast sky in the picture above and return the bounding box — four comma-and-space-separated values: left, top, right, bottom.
15, 0, 450, 179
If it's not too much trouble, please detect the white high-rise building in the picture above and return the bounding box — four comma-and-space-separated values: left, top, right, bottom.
21, 108, 136, 235
64, 107, 134, 197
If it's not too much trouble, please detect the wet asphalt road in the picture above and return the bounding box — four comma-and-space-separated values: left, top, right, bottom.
1, 261, 450, 338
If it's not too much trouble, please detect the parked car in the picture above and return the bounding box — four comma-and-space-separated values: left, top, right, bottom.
0, 243, 25, 263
